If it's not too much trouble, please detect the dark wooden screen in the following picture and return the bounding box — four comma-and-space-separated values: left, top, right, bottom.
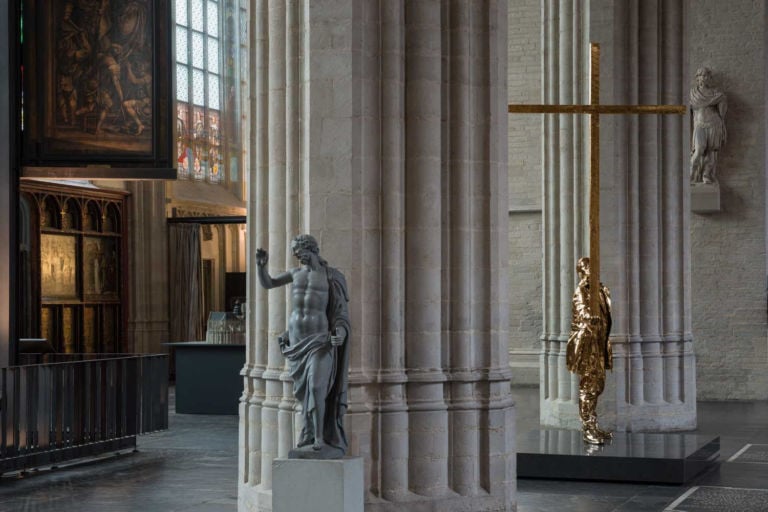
20, 181, 128, 354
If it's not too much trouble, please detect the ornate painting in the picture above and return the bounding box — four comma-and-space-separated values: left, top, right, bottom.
40, 234, 77, 299
22, 0, 174, 171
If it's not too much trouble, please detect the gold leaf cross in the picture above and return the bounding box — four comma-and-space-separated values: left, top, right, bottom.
508, 43, 686, 312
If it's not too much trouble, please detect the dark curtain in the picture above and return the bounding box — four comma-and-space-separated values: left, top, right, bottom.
169, 223, 204, 341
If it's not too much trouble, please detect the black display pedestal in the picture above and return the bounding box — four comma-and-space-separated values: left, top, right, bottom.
517, 429, 719, 484
166, 342, 246, 415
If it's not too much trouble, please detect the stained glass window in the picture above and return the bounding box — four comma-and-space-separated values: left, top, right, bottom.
175, 0, 245, 190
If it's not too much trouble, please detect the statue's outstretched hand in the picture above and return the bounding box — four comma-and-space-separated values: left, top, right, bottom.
256, 248, 269, 267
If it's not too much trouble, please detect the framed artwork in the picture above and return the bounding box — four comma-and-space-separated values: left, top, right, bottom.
40, 234, 77, 299
83, 236, 120, 298
21, 0, 175, 176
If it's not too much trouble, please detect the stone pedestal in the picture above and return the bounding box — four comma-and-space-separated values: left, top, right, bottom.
272, 457, 363, 512
691, 182, 721, 213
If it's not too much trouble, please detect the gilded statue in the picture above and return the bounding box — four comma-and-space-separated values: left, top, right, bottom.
690, 67, 727, 184
256, 235, 350, 459
566, 257, 613, 445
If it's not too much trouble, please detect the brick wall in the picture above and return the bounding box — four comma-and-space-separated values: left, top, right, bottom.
688, 0, 768, 399
507, 0, 542, 384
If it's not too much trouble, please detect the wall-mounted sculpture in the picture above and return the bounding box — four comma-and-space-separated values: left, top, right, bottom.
690, 67, 727, 184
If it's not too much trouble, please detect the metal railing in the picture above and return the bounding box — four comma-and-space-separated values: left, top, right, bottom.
0, 354, 168, 473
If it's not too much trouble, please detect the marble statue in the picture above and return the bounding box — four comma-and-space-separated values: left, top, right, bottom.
256, 234, 350, 459
690, 67, 727, 184
566, 257, 613, 445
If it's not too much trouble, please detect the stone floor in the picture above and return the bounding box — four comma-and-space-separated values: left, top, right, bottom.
513, 387, 768, 512
0, 386, 765, 511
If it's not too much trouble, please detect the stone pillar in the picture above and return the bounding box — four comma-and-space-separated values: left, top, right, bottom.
600, 0, 695, 430
539, 0, 590, 427
540, 0, 696, 432
238, 1, 515, 511
125, 182, 169, 354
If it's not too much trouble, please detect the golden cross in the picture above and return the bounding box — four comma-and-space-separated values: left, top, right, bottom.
508, 43, 686, 312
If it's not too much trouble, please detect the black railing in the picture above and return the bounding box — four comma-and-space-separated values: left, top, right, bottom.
0, 354, 168, 473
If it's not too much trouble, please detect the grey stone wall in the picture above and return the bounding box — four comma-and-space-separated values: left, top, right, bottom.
507, 0, 543, 385
687, 0, 768, 399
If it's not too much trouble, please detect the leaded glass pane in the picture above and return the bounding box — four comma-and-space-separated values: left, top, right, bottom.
207, 2, 219, 37
176, 103, 191, 179
240, 12, 247, 41
191, 0, 204, 32
207, 38, 219, 73
208, 74, 220, 110
176, 26, 188, 64
208, 111, 220, 143
192, 108, 206, 181
192, 32, 204, 68
192, 69, 205, 106
175, 0, 188, 26
176, 64, 189, 102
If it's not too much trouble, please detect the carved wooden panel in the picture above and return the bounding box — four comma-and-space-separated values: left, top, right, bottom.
20, 182, 128, 354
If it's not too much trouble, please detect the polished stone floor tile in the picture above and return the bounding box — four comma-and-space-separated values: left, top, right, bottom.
664, 486, 768, 512
512, 387, 768, 512
0, 386, 765, 512
0, 389, 238, 512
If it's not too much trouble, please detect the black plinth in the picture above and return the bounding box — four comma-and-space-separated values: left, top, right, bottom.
517, 429, 719, 484
165, 342, 245, 415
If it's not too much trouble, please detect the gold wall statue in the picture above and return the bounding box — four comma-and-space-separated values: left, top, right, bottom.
566, 257, 613, 444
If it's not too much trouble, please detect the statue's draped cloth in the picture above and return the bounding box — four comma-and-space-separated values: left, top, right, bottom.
280, 267, 350, 452
566, 281, 612, 376
690, 85, 727, 150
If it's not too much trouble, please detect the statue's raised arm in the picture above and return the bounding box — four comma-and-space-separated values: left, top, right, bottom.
255, 248, 292, 289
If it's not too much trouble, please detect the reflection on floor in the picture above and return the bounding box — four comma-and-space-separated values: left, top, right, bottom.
0, 386, 765, 511
513, 386, 768, 512
0, 389, 238, 512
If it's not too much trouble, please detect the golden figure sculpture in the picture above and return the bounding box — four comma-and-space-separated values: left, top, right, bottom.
566, 257, 613, 445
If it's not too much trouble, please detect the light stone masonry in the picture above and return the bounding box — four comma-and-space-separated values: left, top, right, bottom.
239, 1, 515, 511
539, 0, 697, 432
507, 0, 543, 386
687, 0, 768, 400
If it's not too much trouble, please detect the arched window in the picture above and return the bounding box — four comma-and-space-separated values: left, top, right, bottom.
175, 0, 247, 198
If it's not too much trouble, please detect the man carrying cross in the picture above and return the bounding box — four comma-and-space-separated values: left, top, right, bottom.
566, 257, 613, 444
508, 43, 685, 444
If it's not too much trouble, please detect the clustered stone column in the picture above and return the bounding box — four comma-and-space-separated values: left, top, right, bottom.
541, 0, 696, 432
238, 1, 515, 511
125, 182, 169, 354
539, 0, 590, 428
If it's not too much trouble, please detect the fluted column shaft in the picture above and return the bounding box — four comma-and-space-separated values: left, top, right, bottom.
605, 0, 695, 430
540, 0, 695, 432
540, 0, 589, 428
239, 2, 515, 511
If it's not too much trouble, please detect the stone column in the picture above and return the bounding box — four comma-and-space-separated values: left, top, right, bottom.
599, 0, 695, 430
238, 1, 515, 511
125, 182, 169, 354
539, 0, 590, 427
541, 0, 696, 431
